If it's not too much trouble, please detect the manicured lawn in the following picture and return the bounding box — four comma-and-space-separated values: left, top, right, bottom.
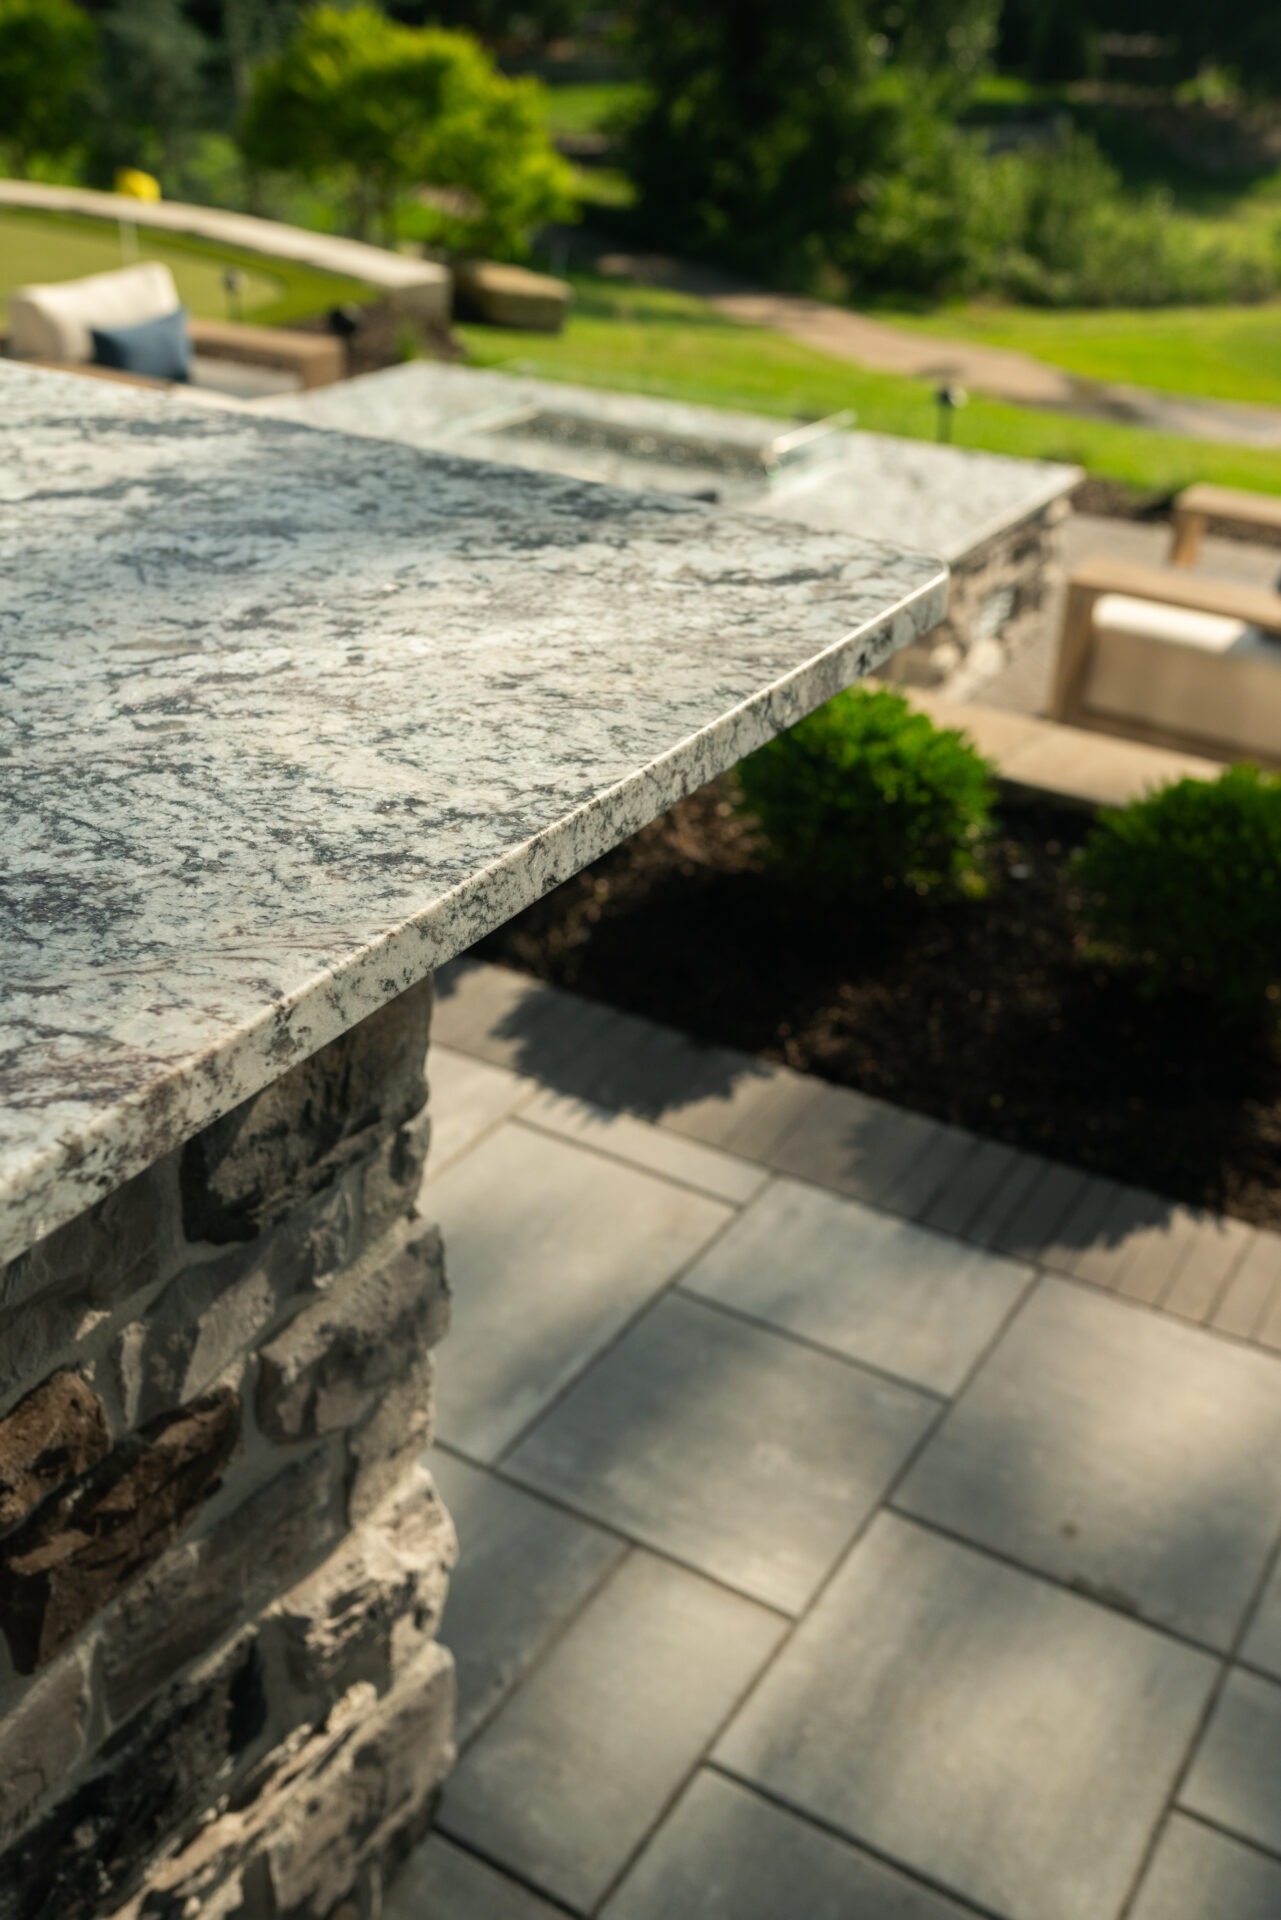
885, 300, 1281, 410
538, 79, 644, 137
0, 207, 377, 329
459, 272, 1281, 497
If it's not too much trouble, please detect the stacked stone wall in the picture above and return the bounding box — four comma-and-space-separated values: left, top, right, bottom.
0, 979, 454, 1920
882, 499, 1069, 695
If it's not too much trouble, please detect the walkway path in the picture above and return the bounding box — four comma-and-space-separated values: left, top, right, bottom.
0, 179, 450, 315
388, 957, 1281, 1920
597, 248, 1281, 449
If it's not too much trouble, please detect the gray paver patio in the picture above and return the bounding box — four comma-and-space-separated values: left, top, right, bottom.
439, 1550, 783, 1913
680, 1177, 1032, 1395
1126, 1814, 1281, 1920
504, 1290, 936, 1611
430, 1449, 627, 1744
1241, 1556, 1281, 1679
426, 1120, 730, 1460
391, 968, 1281, 1918
388, 1836, 566, 1919
715, 1514, 1215, 1920
1179, 1668, 1281, 1856
601, 1770, 973, 1919
896, 1278, 1281, 1648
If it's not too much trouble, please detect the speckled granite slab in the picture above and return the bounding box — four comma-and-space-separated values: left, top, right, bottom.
0, 365, 945, 1264
260, 362, 1080, 564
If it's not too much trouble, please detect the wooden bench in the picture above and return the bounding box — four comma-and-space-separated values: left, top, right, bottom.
1050, 556, 1281, 766
1169, 482, 1281, 566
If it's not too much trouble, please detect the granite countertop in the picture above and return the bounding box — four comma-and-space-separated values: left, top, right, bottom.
261, 362, 1081, 564
0, 365, 946, 1264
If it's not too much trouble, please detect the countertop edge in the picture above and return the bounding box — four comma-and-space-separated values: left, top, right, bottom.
0, 563, 947, 1268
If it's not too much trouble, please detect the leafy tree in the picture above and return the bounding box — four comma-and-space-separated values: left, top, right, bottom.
625, 0, 899, 284
95, 0, 209, 176
239, 4, 575, 251
0, 0, 97, 176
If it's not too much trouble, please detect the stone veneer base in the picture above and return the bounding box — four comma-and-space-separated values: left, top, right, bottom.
0, 981, 453, 1920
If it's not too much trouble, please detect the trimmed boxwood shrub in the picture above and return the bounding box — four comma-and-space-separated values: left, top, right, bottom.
736, 685, 996, 903
1074, 764, 1281, 1021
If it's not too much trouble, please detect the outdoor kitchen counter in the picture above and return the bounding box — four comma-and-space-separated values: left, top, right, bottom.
0, 360, 947, 1920
0, 360, 944, 1270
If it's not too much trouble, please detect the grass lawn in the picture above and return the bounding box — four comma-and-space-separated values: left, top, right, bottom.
884, 300, 1281, 410
0, 207, 377, 330
538, 79, 644, 137
459, 272, 1281, 498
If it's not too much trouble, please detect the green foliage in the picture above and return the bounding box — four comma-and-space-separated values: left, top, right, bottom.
95, 0, 209, 178
1074, 766, 1281, 1020
855, 120, 1281, 305
624, 0, 899, 287
736, 685, 996, 903
0, 0, 97, 176
238, 5, 575, 254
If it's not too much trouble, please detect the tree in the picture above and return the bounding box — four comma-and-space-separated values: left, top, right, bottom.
238, 4, 575, 252
0, 0, 97, 176
95, 0, 209, 177
625, 0, 899, 285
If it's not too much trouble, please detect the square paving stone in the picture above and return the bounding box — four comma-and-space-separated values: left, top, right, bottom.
896, 1278, 1281, 1648
430, 1449, 626, 1744
425, 1047, 533, 1176
1128, 1814, 1281, 1920
1179, 1669, 1281, 1856
602, 1769, 974, 1920
429, 1123, 731, 1460
440, 1550, 784, 1915
506, 1291, 937, 1612
716, 1514, 1215, 1920
681, 1178, 1032, 1396
519, 1090, 768, 1205
1241, 1557, 1281, 1679
386, 1835, 565, 1920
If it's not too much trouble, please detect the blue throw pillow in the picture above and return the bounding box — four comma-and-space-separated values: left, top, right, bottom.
91, 306, 192, 383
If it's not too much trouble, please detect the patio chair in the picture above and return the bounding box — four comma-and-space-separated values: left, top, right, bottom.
5, 262, 343, 391
1049, 556, 1281, 767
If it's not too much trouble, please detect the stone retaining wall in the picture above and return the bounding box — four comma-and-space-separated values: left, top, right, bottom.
0, 980, 454, 1920
882, 498, 1070, 697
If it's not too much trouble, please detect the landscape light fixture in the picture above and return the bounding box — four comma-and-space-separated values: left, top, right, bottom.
935, 384, 968, 443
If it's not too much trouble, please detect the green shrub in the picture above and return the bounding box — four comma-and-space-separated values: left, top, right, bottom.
737, 685, 996, 902
1074, 765, 1281, 1019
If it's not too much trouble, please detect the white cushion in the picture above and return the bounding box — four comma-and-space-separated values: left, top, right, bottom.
8, 262, 181, 364
1084, 591, 1281, 762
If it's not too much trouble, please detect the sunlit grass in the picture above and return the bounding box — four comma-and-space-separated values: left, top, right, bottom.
458, 272, 1281, 497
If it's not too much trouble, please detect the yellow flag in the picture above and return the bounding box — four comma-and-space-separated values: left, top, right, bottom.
115, 168, 161, 202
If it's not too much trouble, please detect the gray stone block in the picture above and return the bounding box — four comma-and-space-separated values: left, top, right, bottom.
508, 1292, 935, 1611
681, 1177, 1031, 1395
440, 1551, 782, 1913
257, 1227, 447, 1441
1179, 1669, 1281, 1856
180, 979, 432, 1244
717, 1514, 1214, 1920
430, 1449, 625, 1745
897, 1279, 1281, 1648
0, 1648, 91, 1852
1128, 1814, 1281, 1920
604, 1770, 974, 1919
428, 1123, 730, 1460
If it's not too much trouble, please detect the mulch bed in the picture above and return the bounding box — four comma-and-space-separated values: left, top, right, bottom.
477, 777, 1281, 1231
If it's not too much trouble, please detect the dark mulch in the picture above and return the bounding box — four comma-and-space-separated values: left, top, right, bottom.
477, 777, 1281, 1231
